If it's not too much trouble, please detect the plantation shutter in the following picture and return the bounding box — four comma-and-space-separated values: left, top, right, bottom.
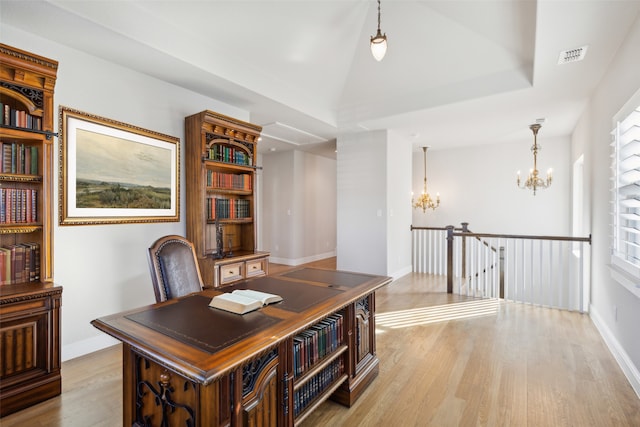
611, 101, 640, 283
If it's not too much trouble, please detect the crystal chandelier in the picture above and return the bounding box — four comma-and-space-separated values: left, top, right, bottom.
517, 123, 552, 195
370, 0, 387, 61
413, 146, 440, 212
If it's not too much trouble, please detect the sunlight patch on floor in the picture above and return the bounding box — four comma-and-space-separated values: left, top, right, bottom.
376, 298, 501, 330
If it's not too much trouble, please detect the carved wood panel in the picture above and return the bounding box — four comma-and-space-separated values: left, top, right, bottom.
0, 285, 62, 416
355, 296, 371, 364
133, 353, 198, 426
0, 315, 40, 379
242, 349, 279, 426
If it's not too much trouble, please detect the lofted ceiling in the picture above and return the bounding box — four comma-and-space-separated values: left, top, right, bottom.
2, 0, 639, 158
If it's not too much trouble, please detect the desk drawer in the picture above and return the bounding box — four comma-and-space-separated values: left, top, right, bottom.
220, 262, 244, 285
245, 259, 266, 278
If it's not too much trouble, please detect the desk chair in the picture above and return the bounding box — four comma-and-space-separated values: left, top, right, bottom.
148, 235, 204, 303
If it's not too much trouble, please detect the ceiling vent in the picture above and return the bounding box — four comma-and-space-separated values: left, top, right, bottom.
558, 46, 588, 65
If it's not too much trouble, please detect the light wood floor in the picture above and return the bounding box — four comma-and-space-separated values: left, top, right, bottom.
3, 259, 639, 426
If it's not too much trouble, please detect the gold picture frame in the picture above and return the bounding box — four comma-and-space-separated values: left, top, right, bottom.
58, 106, 179, 225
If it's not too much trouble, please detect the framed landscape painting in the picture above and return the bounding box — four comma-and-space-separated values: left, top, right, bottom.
59, 107, 179, 225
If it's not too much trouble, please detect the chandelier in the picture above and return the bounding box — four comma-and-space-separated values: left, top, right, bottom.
413, 146, 440, 212
370, 0, 387, 61
517, 123, 552, 195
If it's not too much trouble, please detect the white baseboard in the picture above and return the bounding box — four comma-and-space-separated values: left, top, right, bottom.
390, 265, 412, 281
269, 250, 336, 267
62, 334, 119, 362
590, 304, 640, 399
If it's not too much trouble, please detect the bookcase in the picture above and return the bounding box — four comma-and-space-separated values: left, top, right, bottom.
0, 44, 62, 416
291, 310, 348, 423
185, 110, 269, 287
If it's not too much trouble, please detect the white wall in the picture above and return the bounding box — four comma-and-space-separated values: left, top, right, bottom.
575, 15, 640, 394
262, 151, 294, 260
337, 130, 413, 278
412, 137, 571, 236
301, 152, 337, 259
386, 131, 413, 278
261, 150, 336, 265
1, 26, 250, 360
337, 131, 388, 275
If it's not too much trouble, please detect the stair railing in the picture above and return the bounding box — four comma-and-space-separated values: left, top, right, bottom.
411, 223, 592, 312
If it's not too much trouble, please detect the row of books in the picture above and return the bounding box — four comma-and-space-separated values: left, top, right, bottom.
206, 145, 251, 166
206, 170, 251, 191
293, 358, 344, 417
0, 242, 40, 285
0, 142, 39, 175
0, 188, 37, 224
292, 313, 344, 377
0, 103, 42, 131
207, 197, 250, 220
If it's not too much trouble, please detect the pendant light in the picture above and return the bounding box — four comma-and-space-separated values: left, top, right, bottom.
370, 0, 387, 61
516, 123, 553, 195
412, 147, 440, 212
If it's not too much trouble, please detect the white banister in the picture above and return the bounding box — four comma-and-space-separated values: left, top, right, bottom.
411, 225, 592, 312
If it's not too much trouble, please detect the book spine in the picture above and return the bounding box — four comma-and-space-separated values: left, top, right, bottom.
31, 146, 38, 175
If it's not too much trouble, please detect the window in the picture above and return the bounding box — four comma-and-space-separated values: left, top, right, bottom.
610, 90, 640, 297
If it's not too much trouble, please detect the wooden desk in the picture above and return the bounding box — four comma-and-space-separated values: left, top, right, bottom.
92, 268, 391, 426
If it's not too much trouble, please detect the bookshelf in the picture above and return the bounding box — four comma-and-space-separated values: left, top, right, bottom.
185, 110, 269, 287
0, 44, 62, 416
292, 311, 348, 423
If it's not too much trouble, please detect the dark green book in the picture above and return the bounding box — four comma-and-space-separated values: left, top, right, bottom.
30, 146, 38, 175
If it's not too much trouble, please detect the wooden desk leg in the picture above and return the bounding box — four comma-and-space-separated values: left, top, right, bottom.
122, 344, 135, 426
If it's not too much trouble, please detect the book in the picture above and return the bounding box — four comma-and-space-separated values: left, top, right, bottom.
209, 289, 282, 314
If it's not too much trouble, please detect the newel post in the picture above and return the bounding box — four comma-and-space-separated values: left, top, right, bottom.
460, 222, 469, 280
446, 225, 454, 294
499, 246, 505, 299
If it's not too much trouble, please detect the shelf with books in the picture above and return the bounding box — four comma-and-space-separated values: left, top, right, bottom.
0, 98, 44, 131
291, 311, 347, 422
0, 44, 56, 285
205, 142, 253, 166
0, 241, 41, 285
0, 141, 40, 175
207, 197, 252, 221
0, 186, 39, 224
0, 43, 60, 416
186, 110, 269, 287
206, 168, 252, 192
293, 345, 348, 390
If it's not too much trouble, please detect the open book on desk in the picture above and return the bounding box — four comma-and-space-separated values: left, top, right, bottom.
209, 289, 283, 315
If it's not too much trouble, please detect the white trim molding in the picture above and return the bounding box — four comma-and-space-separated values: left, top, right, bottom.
62, 334, 119, 362
590, 304, 640, 399
268, 250, 336, 267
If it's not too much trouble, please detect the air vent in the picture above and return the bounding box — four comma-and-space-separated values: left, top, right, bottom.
558, 46, 588, 64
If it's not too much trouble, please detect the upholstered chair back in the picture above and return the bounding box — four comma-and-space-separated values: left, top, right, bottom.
147, 235, 204, 303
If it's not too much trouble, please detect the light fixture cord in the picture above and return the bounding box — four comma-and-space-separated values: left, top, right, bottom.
423, 146, 428, 193
377, 0, 382, 32
532, 128, 538, 175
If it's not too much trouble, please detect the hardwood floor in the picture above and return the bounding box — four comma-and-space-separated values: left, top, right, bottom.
2, 259, 638, 426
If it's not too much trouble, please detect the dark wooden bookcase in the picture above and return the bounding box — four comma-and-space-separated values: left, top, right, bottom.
0, 43, 62, 417
185, 110, 269, 287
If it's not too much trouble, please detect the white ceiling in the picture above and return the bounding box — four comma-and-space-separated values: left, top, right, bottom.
2, 0, 639, 158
